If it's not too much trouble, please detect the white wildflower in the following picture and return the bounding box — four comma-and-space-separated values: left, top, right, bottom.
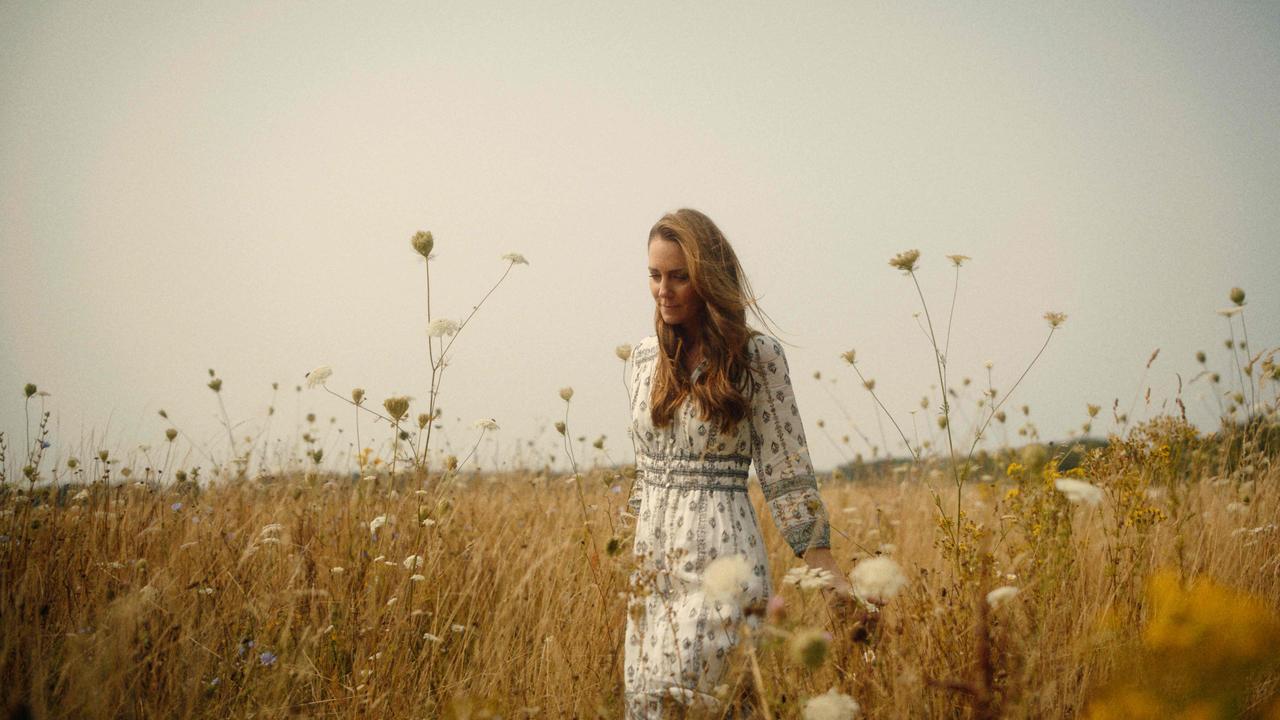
783, 566, 835, 591
850, 556, 907, 605
403, 554, 424, 570
330, 567, 345, 575
472, 418, 499, 431
304, 365, 333, 388
986, 586, 1019, 608
410, 574, 426, 582
451, 624, 466, 633
559, 387, 574, 402
369, 515, 387, 535
1217, 306, 1244, 318
1053, 478, 1103, 506
423, 632, 442, 642
615, 344, 633, 361
500, 252, 529, 265
427, 318, 460, 337
72, 489, 89, 501
802, 687, 861, 720
704, 554, 754, 606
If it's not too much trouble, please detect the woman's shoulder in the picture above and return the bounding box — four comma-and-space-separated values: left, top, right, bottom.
632, 335, 659, 363
745, 332, 785, 363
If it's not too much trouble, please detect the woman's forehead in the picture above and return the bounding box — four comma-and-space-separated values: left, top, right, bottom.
647, 238, 686, 268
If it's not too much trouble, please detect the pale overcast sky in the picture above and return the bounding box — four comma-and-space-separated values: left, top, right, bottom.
2, 1, 1278, 477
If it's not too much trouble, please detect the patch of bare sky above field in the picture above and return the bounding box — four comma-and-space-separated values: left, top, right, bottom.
1, 1, 1278, 476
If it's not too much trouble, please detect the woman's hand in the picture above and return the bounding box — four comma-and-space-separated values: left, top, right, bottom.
822, 579, 880, 643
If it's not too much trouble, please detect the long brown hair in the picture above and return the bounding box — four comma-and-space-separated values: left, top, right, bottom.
648, 209, 774, 433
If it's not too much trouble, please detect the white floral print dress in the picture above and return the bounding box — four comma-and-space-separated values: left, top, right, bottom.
622, 334, 831, 718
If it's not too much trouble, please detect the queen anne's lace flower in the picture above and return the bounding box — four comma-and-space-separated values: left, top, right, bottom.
500, 252, 529, 265
473, 418, 499, 431
304, 365, 332, 388
428, 318, 460, 337
784, 566, 835, 591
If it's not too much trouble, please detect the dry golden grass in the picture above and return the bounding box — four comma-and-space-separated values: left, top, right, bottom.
2, 420, 1278, 719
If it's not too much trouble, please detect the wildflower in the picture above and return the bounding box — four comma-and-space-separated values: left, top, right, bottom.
451, 624, 466, 633
888, 249, 920, 273
784, 566, 836, 591
1195, 351, 1206, 364
171, 502, 183, 512
615, 344, 633, 361
304, 365, 332, 389
500, 252, 529, 265
473, 418, 499, 431
351, 388, 365, 405
559, 386, 574, 402
554, 421, 566, 435
207, 378, 222, 392
383, 396, 410, 422
428, 318, 460, 337
986, 586, 1019, 608
258, 651, 277, 667
72, 489, 88, 502
1044, 311, 1067, 328
165, 428, 178, 442
411, 230, 434, 258
704, 554, 753, 606
410, 574, 425, 582
840, 349, 856, 365
403, 554, 424, 570
369, 515, 387, 535
423, 632, 442, 642
983, 360, 994, 369
24, 383, 37, 398
850, 556, 907, 605
1229, 286, 1245, 306
1087, 404, 1100, 418
802, 687, 860, 720
1054, 478, 1103, 506
789, 627, 832, 669
331, 566, 345, 575
946, 254, 970, 267
1217, 307, 1243, 318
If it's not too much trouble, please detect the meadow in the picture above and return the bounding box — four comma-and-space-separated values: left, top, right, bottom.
2, 241, 1278, 719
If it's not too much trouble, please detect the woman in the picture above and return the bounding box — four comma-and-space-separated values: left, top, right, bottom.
623, 208, 860, 717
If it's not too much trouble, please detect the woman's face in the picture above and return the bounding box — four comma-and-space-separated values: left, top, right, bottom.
648, 237, 701, 328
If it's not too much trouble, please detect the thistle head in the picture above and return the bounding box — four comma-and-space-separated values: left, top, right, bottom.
411, 231, 434, 259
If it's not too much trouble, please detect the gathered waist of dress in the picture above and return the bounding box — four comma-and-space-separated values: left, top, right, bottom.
635, 449, 751, 492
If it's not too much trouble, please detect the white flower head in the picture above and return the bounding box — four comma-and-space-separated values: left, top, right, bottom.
986, 585, 1019, 608
850, 556, 907, 605
369, 515, 387, 535
501, 252, 529, 265
403, 554, 424, 570
1053, 478, 1103, 506
410, 574, 426, 582
330, 566, 345, 575
559, 386, 574, 402
305, 365, 333, 389
615, 344, 633, 361
784, 566, 835, 591
473, 418, 499, 431
428, 318, 460, 338
704, 554, 754, 606
1217, 306, 1244, 318
802, 687, 861, 720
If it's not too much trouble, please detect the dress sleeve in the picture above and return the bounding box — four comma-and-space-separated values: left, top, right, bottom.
624, 340, 645, 517
746, 335, 832, 557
